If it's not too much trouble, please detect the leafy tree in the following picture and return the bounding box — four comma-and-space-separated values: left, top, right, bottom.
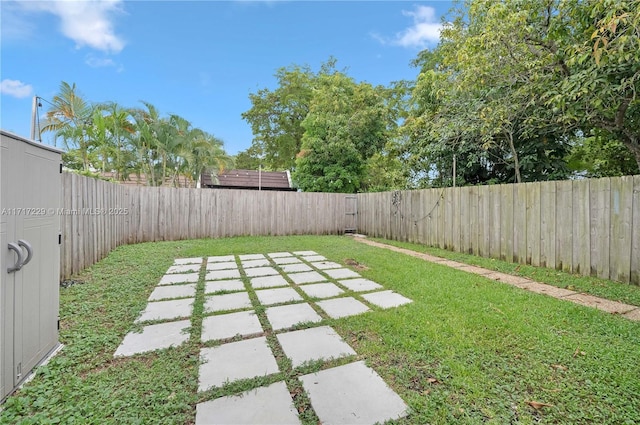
293, 72, 391, 193
241, 64, 318, 170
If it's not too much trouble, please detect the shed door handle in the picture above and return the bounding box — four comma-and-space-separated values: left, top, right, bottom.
18, 239, 33, 267
7, 242, 24, 273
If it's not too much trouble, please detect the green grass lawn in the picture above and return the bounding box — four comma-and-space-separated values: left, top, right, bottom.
2, 235, 639, 424
371, 237, 640, 308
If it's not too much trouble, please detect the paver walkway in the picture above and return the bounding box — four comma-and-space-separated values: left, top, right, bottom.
352, 236, 640, 321
114, 250, 413, 424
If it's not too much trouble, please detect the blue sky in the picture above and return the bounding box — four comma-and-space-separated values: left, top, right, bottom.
1, 0, 453, 155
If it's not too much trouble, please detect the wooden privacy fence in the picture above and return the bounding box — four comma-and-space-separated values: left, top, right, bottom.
60, 172, 348, 279
357, 176, 640, 285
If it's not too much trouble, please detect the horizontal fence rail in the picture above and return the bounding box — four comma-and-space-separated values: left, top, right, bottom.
356, 176, 640, 285
60, 172, 348, 279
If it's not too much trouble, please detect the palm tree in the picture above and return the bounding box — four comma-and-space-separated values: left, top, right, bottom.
41, 81, 95, 171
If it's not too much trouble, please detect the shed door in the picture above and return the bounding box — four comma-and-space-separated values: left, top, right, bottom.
1, 135, 60, 401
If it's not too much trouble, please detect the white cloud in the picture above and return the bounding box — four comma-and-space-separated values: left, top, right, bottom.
85, 55, 116, 68
18, 0, 126, 53
0, 79, 34, 98
374, 5, 442, 48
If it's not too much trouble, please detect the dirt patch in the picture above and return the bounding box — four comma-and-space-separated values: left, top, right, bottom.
344, 258, 369, 271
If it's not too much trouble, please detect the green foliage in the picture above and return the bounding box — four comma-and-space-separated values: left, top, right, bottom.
42, 81, 231, 187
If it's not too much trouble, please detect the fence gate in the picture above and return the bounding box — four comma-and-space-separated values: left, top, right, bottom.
345, 195, 357, 233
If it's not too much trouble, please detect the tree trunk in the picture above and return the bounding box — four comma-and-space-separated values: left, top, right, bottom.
505, 130, 522, 183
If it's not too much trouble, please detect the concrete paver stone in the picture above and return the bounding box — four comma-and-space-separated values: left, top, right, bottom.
272, 257, 302, 265
361, 290, 413, 309
148, 284, 196, 301
241, 259, 271, 268
198, 337, 279, 392
206, 261, 238, 271
457, 265, 493, 275
195, 381, 300, 425
298, 283, 344, 299
265, 303, 323, 330
564, 293, 637, 314
244, 266, 280, 277
208, 255, 235, 263
300, 361, 408, 424
135, 298, 194, 323
239, 254, 266, 260
316, 297, 370, 319
204, 292, 252, 313
166, 264, 201, 274
484, 272, 532, 286
303, 255, 326, 262
519, 282, 577, 297
267, 252, 294, 258
114, 320, 190, 357
294, 251, 317, 256
255, 287, 303, 306
288, 271, 326, 284
310, 261, 342, 270
201, 310, 263, 342
205, 269, 241, 281
204, 280, 246, 294
159, 273, 200, 285
174, 257, 203, 265
281, 263, 313, 273
623, 308, 640, 321
338, 278, 383, 292
277, 326, 356, 368
250, 275, 290, 289
323, 268, 361, 279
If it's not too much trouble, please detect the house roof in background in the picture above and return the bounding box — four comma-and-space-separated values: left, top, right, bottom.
201, 169, 294, 191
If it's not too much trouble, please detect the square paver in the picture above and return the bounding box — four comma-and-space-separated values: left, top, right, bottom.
166, 264, 201, 274
136, 298, 194, 323
149, 284, 196, 301
250, 275, 290, 289
245, 266, 280, 277
174, 257, 203, 265
114, 320, 190, 357
195, 381, 300, 425
239, 254, 266, 260
300, 361, 408, 424
302, 255, 326, 262
288, 271, 326, 284
277, 326, 356, 368
204, 279, 246, 294
294, 251, 318, 256
272, 257, 302, 265
316, 297, 370, 319
159, 273, 200, 285
298, 283, 344, 299
255, 287, 303, 306
338, 278, 383, 292
281, 263, 313, 273
205, 269, 241, 280
198, 336, 279, 391
311, 261, 342, 270
208, 255, 235, 262
268, 252, 293, 258
265, 303, 323, 331
204, 292, 252, 313
242, 259, 271, 268
323, 268, 361, 279
206, 261, 238, 271
201, 310, 263, 342
362, 290, 413, 309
